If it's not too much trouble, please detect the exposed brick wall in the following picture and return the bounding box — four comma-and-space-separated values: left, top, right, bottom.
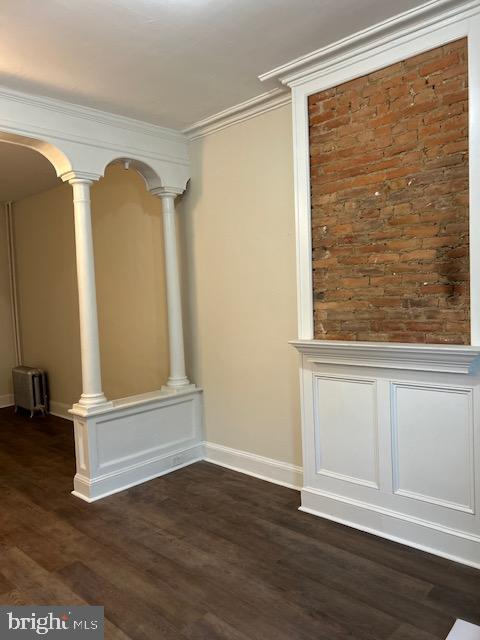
309, 39, 469, 344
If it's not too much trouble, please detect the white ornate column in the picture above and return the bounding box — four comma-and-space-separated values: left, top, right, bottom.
62, 171, 109, 408
153, 188, 193, 391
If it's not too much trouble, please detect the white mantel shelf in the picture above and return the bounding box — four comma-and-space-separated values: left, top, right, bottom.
290, 340, 480, 375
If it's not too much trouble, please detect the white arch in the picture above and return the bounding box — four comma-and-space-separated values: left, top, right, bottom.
0, 86, 190, 191
0, 132, 74, 177
104, 156, 190, 195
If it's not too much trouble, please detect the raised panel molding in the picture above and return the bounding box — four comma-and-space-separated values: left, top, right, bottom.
313, 375, 379, 489
71, 389, 203, 502
293, 340, 480, 567
391, 382, 475, 514
95, 397, 196, 472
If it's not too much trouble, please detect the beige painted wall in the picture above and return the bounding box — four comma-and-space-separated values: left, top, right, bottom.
0, 205, 16, 399
180, 104, 302, 466
13, 164, 169, 407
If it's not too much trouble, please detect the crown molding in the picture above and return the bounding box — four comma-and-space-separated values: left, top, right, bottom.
291, 340, 480, 374
0, 86, 190, 165
183, 88, 291, 141
260, 0, 480, 86
0, 86, 185, 143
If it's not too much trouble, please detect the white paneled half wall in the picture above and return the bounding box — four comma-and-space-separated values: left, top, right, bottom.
292, 341, 480, 569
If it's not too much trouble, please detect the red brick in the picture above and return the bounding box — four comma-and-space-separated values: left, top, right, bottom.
310, 39, 469, 344
419, 52, 460, 77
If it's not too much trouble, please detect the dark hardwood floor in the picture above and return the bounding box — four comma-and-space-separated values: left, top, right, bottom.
0, 407, 479, 639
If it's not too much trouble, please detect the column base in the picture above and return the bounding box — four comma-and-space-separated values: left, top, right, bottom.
71, 399, 113, 417
161, 383, 196, 394
78, 392, 110, 406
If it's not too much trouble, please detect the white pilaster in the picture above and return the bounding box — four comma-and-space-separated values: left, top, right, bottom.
153, 188, 193, 391
63, 171, 109, 409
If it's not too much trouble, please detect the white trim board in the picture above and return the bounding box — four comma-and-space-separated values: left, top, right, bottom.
203, 441, 303, 490
0, 394, 13, 409
0, 86, 185, 146
73, 443, 203, 503
301, 486, 480, 570
446, 620, 480, 639
182, 89, 291, 141
291, 340, 480, 375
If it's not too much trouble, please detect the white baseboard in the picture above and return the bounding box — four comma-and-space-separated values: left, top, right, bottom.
0, 396, 74, 419
203, 441, 303, 490
301, 487, 480, 571
49, 400, 73, 421
0, 394, 13, 409
73, 442, 204, 502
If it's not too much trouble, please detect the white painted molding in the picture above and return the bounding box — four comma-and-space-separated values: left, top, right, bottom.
291, 340, 480, 374
73, 443, 203, 503
203, 441, 303, 490
69, 387, 201, 418
0, 85, 190, 191
0, 87, 184, 142
183, 88, 291, 141
468, 17, 480, 344
301, 487, 480, 570
260, 0, 480, 85
0, 394, 13, 409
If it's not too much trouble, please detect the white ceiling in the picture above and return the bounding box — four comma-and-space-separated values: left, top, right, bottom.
0, 0, 428, 130
0, 143, 59, 202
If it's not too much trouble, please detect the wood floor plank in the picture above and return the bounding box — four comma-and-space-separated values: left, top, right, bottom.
424, 585, 480, 626
182, 613, 254, 640
388, 623, 440, 639
56, 561, 183, 640
0, 407, 479, 640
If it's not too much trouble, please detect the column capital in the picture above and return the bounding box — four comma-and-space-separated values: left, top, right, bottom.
150, 186, 184, 200
61, 170, 102, 184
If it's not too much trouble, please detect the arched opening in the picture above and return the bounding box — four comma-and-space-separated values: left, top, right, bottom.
87, 161, 171, 399
0, 140, 78, 499
0, 110, 198, 503
0, 133, 73, 178
1, 148, 176, 414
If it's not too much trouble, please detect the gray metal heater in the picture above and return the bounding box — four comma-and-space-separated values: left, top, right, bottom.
12, 366, 48, 417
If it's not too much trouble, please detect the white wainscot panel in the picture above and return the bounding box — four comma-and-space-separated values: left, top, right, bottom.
391, 383, 474, 514
71, 389, 203, 502
96, 397, 196, 472
314, 375, 379, 488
